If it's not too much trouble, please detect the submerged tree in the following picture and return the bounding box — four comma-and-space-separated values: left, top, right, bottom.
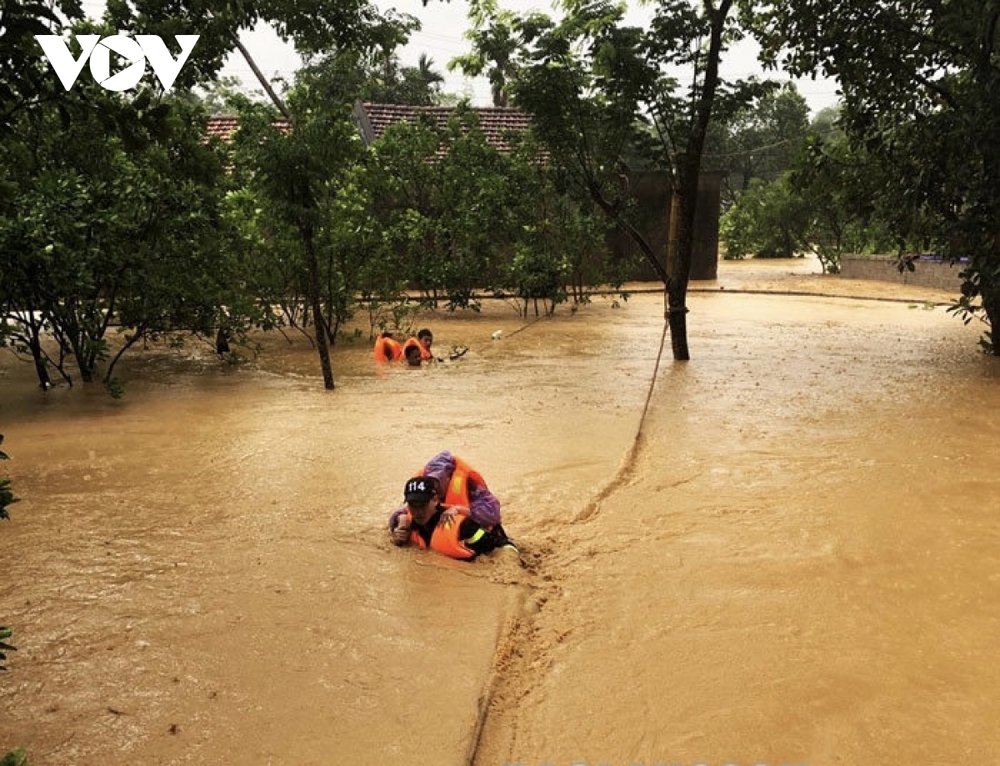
0, 58, 238, 392
456, 0, 773, 359
227, 57, 368, 389
751, 0, 1000, 354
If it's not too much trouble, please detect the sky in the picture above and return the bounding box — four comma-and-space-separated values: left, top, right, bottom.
219, 0, 841, 115
79, 0, 840, 115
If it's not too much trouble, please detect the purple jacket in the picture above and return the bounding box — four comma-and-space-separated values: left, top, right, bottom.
388, 451, 502, 530
422, 451, 502, 528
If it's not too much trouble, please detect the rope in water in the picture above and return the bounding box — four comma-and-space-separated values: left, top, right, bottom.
463, 295, 672, 766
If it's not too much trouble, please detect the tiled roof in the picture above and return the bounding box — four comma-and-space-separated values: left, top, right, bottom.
205, 115, 238, 141
354, 102, 533, 154
205, 114, 291, 142
206, 103, 534, 155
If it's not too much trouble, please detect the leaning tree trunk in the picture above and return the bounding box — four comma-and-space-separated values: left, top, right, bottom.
301, 223, 335, 389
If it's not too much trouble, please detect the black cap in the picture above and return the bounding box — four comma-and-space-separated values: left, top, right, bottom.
404, 477, 436, 504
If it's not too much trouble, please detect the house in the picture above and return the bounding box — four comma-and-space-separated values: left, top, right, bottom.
205, 103, 721, 280
352, 101, 534, 154
204, 114, 290, 141
204, 102, 533, 154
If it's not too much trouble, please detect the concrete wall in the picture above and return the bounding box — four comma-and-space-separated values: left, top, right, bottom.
840, 254, 966, 292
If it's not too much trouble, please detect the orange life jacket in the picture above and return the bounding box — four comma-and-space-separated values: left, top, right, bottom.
403, 508, 479, 560
434, 455, 487, 509
374, 336, 403, 362
403, 337, 433, 360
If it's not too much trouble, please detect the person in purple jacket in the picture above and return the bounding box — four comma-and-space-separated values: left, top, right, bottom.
388, 450, 508, 540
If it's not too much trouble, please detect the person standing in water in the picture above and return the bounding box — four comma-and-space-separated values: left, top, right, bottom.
373, 332, 404, 362
403, 328, 435, 363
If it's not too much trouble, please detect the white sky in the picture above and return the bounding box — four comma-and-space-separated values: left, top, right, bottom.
79, 0, 840, 114
221, 0, 841, 114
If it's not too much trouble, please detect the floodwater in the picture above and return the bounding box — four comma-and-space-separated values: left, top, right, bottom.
2, 259, 999, 766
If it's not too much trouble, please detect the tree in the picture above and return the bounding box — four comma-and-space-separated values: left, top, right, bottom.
751, 0, 1000, 354
2, 0, 416, 392
227, 56, 369, 389
101, 0, 415, 387
450, 0, 522, 107
720, 175, 811, 259
361, 50, 446, 105
0, 70, 239, 392
362, 107, 531, 309
721, 120, 907, 274
456, 0, 771, 359
0, 434, 16, 521
706, 82, 810, 205
393, 54, 446, 105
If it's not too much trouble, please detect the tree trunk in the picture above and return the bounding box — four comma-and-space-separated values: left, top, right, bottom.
215, 327, 231, 355
663, 0, 732, 361
664, 189, 689, 360
27, 332, 52, 390
229, 31, 292, 122
67, 328, 95, 383
302, 223, 335, 389
984, 289, 1000, 355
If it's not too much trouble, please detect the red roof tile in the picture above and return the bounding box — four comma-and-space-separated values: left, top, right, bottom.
205, 114, 290, 142
206, 103, 534, 155
355, 102, 533, 154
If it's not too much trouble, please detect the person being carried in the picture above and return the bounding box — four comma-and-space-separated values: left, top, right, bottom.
418, 450, 504, 532
388, 477, 517, 560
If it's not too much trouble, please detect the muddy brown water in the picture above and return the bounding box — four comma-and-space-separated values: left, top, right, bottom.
2, 259, 999, 766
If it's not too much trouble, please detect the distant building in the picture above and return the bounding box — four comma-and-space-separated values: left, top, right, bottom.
352, 101, 534, 154
204, 103, 533, 153
205, 104, 721, 280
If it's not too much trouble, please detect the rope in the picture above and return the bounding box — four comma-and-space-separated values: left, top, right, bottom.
464, 297, 671, 766
573, 292, 670, 522
501, 312, 547, 339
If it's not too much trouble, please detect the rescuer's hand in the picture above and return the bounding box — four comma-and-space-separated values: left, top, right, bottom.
390, 516, 412, 545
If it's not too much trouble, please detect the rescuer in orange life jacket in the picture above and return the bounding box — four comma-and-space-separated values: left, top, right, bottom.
373, 332, 404, 363
388, 476, 517, 561
402, 328, 435, 364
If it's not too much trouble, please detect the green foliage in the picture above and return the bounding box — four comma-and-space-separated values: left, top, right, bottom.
720, 176, 810, 259
450, 0, 523, 107
721, 121, 923, 275
705, 83, 810, 205
364, 52, 446, 105
455, 0, 773, 359
1, 21, 246, 390
750, 0, 1000, 353
948, 261, 1000, 355
0, 626, 15, 671
0, 749, 27, 766
227, 52, 375, 386
360, 106, 605, 316
0, 434, 18, 521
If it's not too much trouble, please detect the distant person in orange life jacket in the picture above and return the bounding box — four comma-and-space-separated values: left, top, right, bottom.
388, 477, 517, 560
373, 332, 404, 363
403, 344, 423, 367
402, 328, 435, 363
